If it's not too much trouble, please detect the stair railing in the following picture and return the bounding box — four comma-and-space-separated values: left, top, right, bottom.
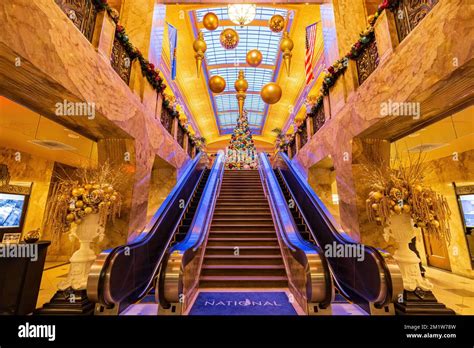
157, 151, 225, 315
258, 153, 334, 315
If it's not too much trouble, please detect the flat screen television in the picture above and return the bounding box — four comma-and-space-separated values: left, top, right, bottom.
458, 193, 474, 229
0, 193, 29, 242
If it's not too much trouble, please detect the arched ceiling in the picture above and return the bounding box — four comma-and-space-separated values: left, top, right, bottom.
162, 4, 323, 147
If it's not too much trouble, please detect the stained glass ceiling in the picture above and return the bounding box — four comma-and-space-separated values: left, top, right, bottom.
193, 6, 289, 135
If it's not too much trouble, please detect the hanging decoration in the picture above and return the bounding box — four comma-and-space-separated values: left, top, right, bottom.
234, 70, 248, 117
220, 28, 239, 49
246, 49, 263, 67
225, 110, 258, 170
0, 164, 10, 187
202, 12, 219, 31
260, 82, 282, 105
209, 75, 226, 94
268, 14, 285, 33
193, 31, 207, 77
279, 32, 294, 76
228, 4, 257, 27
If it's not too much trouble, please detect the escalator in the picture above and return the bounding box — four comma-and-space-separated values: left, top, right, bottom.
157, 152, 334, 315
87, 152, 215, 314
272, 152, 403, 314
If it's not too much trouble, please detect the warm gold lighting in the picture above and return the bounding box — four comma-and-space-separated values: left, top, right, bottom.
234, 70, 248, 117
202, 12, 219, 31
193, 31, 207, 77
268, 14, 285, 33
280, 32, 294, 76
228, 4, 256, 26
220, 28, 239, 49
209, 75, 226, 94
246, 49, 263, 67
260, 82, 282, 105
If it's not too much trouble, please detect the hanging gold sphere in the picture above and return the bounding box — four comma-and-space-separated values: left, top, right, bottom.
260, 82, 282, 104
220, 28, 239, 49
246, 49, 263, 67
193, 31, 207, 77
234, 70, 248, 92
280, 32, 294, 76
203, 12, 219, 31
209, 75, 226, 93
268, 14, 285, 33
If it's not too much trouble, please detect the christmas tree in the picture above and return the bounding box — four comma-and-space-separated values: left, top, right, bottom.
225, 110, 258, 170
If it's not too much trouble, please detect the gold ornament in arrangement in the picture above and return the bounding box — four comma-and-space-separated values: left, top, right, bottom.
202, 12, 219, 31
193, 31, 207, 77
234, 70, 248, 117
44, 162, 124, 235
260, 82, 282, 105
246, 49, 263, 67
362, 147, 451, 242
280, 32, 294, 76
220, 28, 239, 49
268, 14, 285, 33
209, 75, 226, 94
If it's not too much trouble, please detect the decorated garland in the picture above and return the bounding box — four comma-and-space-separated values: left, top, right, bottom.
91, 0, 206, 151
93, 0, 166, 94
277, 0, 400, 149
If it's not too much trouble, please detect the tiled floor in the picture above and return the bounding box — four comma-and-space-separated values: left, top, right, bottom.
425, 266, 474, 315
36, 262, 70, 309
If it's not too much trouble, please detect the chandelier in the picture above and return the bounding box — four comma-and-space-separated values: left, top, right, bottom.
228, 4, 256, 26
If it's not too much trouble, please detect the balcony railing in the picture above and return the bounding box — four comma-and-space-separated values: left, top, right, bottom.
392, 0, 439, 43
290, 139, 297, 158
311, 105, 326, 135
55, 0, 98, 42
187, 140, 193, 157
111, 35, 132, 85
356, 39, 379, 85
160, 106, 174, 136
177, 123, 185, 149
299, 121, 308, 149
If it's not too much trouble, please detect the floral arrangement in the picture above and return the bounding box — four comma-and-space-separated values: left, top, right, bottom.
45, 163, 123, 234
277, 0, 400, 146
363, 152, 451, 242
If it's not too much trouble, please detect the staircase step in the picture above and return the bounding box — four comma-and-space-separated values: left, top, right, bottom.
201, 264, 286, 276
205, 245, 281, 255
207, 237, 278, 246
210, 231, 276, 238
204, 255, 284, 265
200, 276, 287, 288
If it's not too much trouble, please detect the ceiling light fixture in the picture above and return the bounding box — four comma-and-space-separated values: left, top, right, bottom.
228, 4, 256, 27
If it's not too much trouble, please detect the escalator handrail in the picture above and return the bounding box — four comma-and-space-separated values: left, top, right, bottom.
277, 152, 400, 307
170, 151, 225, 254
157, 152, 224, 309
88, 153, 205, 307
258, 153, 333, 308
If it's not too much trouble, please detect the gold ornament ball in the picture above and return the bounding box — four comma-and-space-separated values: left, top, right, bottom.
193, 35, 207, 53
72, 188, 81, 197
246, 49, 263, 67
203, 12, 219, 31
66, 213, 75, 222
234, 76, 248, 93
280, 32, 294, 52
209, 75, 226, 93
84, 207, 93, 214
260, 83, 282, 104
220, 28, 239, 49
268, 14, 285, 33
75, 200, 84, 208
